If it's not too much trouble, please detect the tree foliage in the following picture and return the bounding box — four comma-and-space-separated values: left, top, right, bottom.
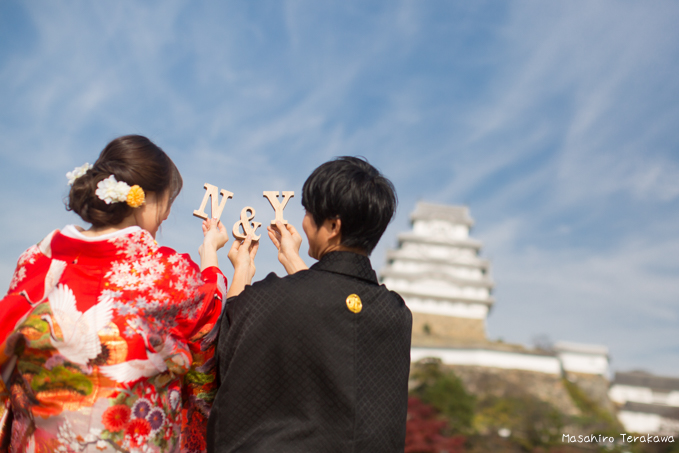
410, 359, 476, 434
406, 397, 466, 453
562, 378, 622, 437
474, 393, 564, 451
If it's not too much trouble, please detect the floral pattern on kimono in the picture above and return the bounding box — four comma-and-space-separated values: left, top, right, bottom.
0, 226, 226, 453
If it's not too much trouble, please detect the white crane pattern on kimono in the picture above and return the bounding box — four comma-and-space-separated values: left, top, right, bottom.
99, 319, 176, 384
21, 259, 67, 306
41, 284, 114, 366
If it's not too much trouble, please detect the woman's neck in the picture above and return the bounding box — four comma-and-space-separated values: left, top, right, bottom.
79, 216, 138, 238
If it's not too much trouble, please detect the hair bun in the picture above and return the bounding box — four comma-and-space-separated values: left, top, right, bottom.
66, 135, 182, 227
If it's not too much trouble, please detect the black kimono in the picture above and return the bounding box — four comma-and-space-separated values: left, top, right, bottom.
207, 251, 412, 452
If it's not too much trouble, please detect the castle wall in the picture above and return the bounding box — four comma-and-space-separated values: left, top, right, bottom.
557, 351, 609, 376
608, 371, 679, 434
610, 385, 679, 407
617, 409, 679, 435
443, 364, 581, 417
565, 371, 616, 413
411, 347, 562, 374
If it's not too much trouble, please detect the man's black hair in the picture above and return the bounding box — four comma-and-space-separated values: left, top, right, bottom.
301, 156, 397, 255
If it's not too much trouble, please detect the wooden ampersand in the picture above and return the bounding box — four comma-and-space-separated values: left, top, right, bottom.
262, 191, 295, 224
232, 207, 261, 241
193, 183, 233, 221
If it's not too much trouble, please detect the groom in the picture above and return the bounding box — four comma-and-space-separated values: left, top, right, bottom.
207, 157, 412, 452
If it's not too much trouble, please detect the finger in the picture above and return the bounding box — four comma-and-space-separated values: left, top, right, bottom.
276, 221, 291, 238
240, 235, 253, 254
249, 240, 260, 259
286, 223, 301, 237
229, 238, 241, 254
268, 225, 282, 240
267, 230, 281, 249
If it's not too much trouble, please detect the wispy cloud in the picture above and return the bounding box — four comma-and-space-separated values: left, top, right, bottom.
1, 0, 678, 375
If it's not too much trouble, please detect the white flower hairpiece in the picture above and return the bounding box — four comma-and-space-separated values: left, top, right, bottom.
66, 163, 93, 185
96, 175, 129, 204
95, 175, 146, 208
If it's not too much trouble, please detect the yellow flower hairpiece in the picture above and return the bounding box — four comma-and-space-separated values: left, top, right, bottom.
126, 185, 145, 208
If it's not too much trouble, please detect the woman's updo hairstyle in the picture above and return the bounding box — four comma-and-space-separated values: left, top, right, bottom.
67, 135, 183, 227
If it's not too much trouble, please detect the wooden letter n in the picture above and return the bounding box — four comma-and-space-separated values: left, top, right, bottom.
193, 183, 234, 221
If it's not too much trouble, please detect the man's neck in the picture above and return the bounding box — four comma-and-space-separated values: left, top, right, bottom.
317, 245, 367, 259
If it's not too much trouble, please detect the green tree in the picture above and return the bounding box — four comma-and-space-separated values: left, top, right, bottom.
474, 393, 564, 451
562, 378, 622, 437
410, 359, 476, 434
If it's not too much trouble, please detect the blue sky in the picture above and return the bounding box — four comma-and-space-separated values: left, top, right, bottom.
1, 1, 678, 376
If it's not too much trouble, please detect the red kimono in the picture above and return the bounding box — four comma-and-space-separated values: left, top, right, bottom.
0, 225, 226, 453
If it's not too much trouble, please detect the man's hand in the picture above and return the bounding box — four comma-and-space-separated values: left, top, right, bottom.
226, 235, 259, 298
267, 220, 308, 275
199, 218, 229, 271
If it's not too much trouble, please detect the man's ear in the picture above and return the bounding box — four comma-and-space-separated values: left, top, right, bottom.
325, 218, 342, 243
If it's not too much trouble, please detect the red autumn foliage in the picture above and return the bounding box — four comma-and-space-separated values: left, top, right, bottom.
405, 396, 466, 453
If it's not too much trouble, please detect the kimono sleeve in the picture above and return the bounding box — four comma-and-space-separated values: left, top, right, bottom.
163, 252, 226, 452
0, 243, 52, 369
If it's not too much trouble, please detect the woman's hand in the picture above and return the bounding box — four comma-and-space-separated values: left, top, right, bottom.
202, 218, 229, 250
199, 218, 229, 271
267, 220, 308, 275
226, 235, 260, 298
227, 235, 259, 281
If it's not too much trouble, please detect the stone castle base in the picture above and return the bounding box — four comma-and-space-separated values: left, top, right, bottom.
411, 311, 486, 343
444, 364, 581, 417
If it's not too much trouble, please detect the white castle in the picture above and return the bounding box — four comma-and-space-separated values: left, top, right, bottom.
609, 371, 679, 435
379, 202, 679, 434
380, 201, 608, 376
380, 202, 493, 344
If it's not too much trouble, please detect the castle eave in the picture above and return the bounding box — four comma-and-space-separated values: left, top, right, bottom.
613, 372, 679, 392
397, 232, 483, 249
384, 250, 490, 270
396, 289, 495, 306
380, 268, 494, 289
621, 402, 679, 420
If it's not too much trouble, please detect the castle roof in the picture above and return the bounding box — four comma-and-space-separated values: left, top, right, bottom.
380, 268, 494, 289
553, 341, 609, 356
410, 202, 474, 226
384, 250, 490, 269
393, 289, 495, 306
397, 232, 483, 249
613, 371, 679, 392
621, 402, 679, 420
